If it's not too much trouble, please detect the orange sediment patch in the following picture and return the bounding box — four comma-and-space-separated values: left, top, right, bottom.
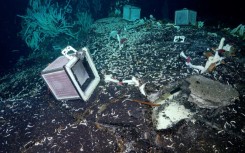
129, 99, 160, 107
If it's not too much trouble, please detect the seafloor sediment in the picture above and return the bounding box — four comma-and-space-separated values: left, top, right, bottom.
0, 17, 245, 152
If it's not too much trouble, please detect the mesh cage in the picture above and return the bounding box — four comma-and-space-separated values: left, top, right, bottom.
42, 71, 79, 100
41, 46, 100, 101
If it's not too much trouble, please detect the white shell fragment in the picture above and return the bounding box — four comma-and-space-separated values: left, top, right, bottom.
153, 101, 193, 130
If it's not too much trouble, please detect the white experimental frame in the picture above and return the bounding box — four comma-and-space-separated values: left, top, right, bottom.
64, 46, 100, 101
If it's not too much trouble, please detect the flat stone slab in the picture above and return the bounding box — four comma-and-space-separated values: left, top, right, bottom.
186, 75, 239, 108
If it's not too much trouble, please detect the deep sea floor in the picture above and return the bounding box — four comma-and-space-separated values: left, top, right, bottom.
1, 17, 245, 152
